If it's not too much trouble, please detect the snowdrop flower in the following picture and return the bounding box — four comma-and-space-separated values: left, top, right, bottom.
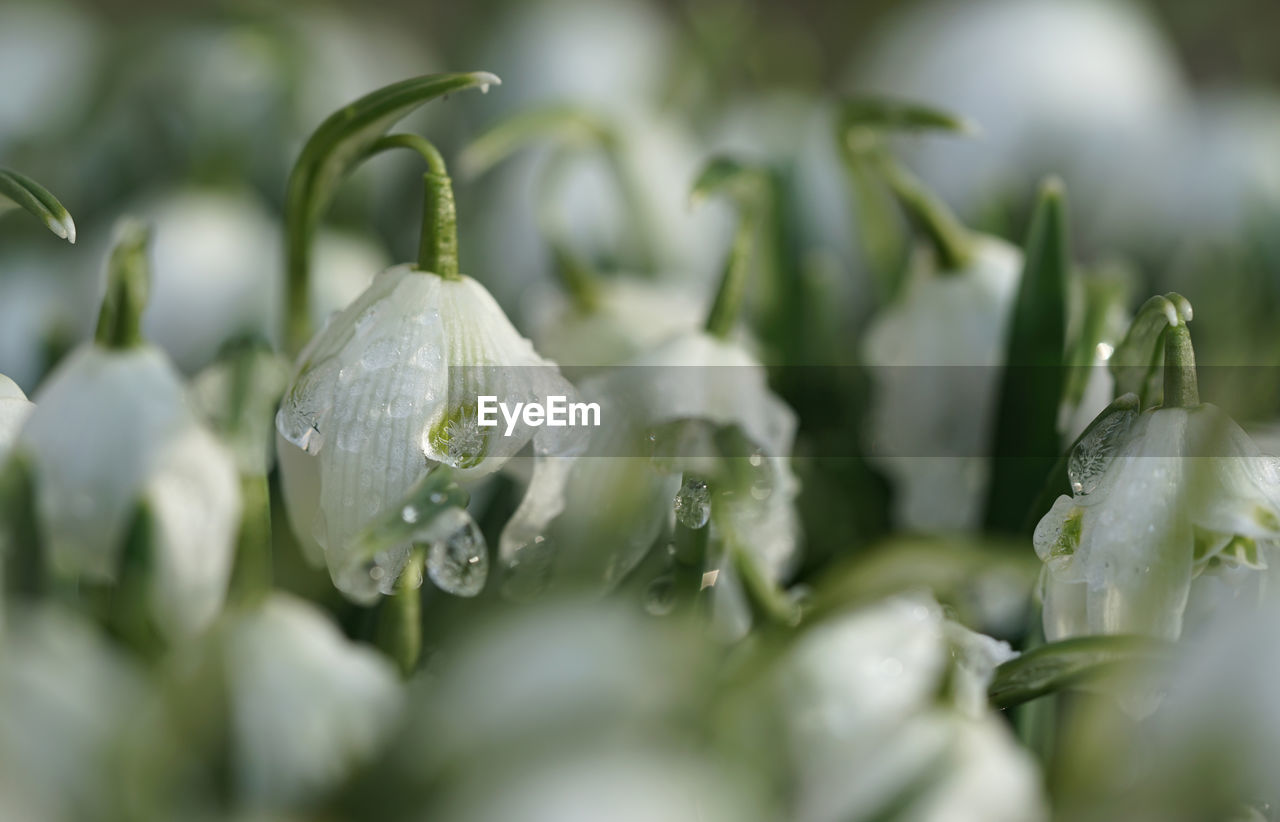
0, 605, 148, 821
772, 594, 1047, 822
1034, 309, 1280, 641
276, 105, 579, 603
0, 243, 100, 391
220, 594, 404, 809
852, 0, 1187, 240
526, 276, 706, 371
11, 224, 241, 638
864, 235, 1023, 532
132, 189, 388, 372
0, 375, 34, 462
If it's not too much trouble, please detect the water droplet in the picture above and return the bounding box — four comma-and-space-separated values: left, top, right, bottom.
429, 491, 447, 505
402, 505, 419, 524
1068, 404, 1138, 496
421, 508, 488, 597
644, 574, 677, 615
748, 450, 764, 468
479, 83, 491, 94
674, 477, 711, 529
370, 566, 386, 581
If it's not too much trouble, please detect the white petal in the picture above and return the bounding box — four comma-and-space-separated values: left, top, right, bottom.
226, 595, 403, 808
0, 373, 34, 462
144, 425, 241, 638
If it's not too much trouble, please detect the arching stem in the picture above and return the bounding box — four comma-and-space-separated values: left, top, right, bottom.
705, 220, 755, 339
365, 134, 460, 280
1162, 322, 1199, 408
874, 151, 975, 271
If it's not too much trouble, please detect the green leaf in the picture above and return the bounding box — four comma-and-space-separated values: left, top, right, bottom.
350, 468, 469, 565
284, 71, 500, 353
1060, 265, 1132, 414
1110, 292, 1194, 408
690, 156, 772, 339
459, 105, 613, 177
984, 177, 1070, 534
988, 634, 1171, 709
689, 156, 769, 206
0, 168, 75, 242
838, 97, 978, 136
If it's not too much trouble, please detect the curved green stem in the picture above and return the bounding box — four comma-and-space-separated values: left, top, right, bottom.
284, 71, 499, 354
875, 151, 974, 271
1162, 322, 1199, 408
690, 157, 770, 339
94, 220, 151, 350
365, 134, 460, 279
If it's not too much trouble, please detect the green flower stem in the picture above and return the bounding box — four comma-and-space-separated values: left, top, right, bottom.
729, 539, 801, 627
1162, 322, 1200, 408
0, 454, 44, 596
550, 239, 601, 311
94, 221, 151, 350
704, 220, 755, 339
875, 151, 974, 271
283, 71, 499, 354
382, 548, 424, 677
228, 473, 272, 606
365, 134, 460, 280
988, 635, 1171, 709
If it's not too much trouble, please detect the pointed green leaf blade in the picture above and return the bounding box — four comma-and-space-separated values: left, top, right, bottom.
989, 635, 1171, 709
0, 168, 75, 243
985, 177, 1070, 533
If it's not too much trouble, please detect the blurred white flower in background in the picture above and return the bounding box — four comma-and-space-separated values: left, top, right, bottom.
770, 594, 1046, 822
222, 594, 404, 810
15, 344, 241, 637
0, 0, 102, 148
1035, 400, 1280, 641
0, 605, 148, 821
526, 277, 706, 371
853, 0, 1188, 244
410, 599, 772, 821
475, 0, 673, 118
0, 244, 100, 392
276, 265, 577, 601
863, 237, 1022, 532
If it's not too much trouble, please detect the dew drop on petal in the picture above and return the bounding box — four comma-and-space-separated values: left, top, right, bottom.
421, 508, 488, 597
1068, 404, 1138, 497
674, 477, 711, 529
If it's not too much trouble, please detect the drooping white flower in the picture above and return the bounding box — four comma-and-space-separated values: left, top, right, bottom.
221, 594, 404, 809
0, 375, 34, 462
276, 264, 579, 602
772, 594, 1047, 822
526, 277, 706, 371
1034, 398, 1280, 641
14, 344, 241, 637
526, 330, 800, 623
863, 237, 1022, 531
122, 189, 388, 373
0, 605, 148, 821
852, 0, 1187, 241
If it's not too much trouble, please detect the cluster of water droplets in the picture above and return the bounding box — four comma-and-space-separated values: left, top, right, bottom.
1068, 402, 1139, 496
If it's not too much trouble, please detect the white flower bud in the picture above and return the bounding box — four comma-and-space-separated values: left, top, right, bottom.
1034, 402, 1280, 640
774, 595, 1046, 822
223, 594, 403, 809
15, 345, 241, 637
276, 265, 578, 601
863, 237, 1022, 532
